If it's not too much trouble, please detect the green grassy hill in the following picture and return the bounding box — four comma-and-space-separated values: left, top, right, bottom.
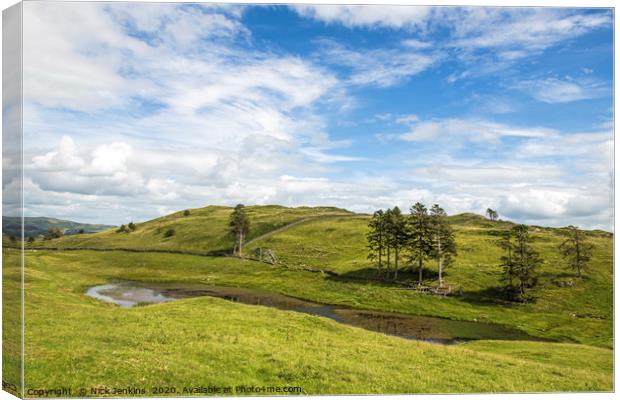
28, 205, 613, 348
6, 204, 613, 393
32, 205, 353, 253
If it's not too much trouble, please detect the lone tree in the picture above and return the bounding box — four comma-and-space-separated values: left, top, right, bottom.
128, 222, 137, 232
501, 225, 542, 302
229, 204, 250, 257
367, 210, 387, 278
430, 204, 456, 288
486, 208, 498, 221
387, 206, 407, 281
558, 225, 593, 277
407, 202, 434, 286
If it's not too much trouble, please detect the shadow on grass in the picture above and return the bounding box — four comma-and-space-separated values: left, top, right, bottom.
458, 286, 521, 307
326, 266, 441, 287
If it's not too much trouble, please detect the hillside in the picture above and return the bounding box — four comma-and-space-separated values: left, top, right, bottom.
26, 206, 613, 347
32, 205, 354, 253
2, 216, 114, 238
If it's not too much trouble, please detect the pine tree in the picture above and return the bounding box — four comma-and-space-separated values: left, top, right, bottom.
367, 210, 387, 278
558, 225, 593, 277
511, 225, 542, 302
228, 204, 250, 257
387, 206, 407, 281
407, 202, 434, 286
430, 204, 456, 288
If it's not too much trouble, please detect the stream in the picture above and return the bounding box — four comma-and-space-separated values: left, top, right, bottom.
86, 282, 545, 344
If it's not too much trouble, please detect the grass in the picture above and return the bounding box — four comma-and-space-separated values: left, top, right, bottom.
6, 205, 613, 394
3, 249, 612, 394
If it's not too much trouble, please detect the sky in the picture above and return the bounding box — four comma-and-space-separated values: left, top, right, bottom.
10, 2, 614, 229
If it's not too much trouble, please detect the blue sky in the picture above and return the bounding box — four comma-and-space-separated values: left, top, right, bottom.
16, 2, 613, 229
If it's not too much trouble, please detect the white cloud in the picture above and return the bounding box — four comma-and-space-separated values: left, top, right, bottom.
446, 8, 611, 58
32, 136, 85, 171
317, 40, 440, 88
292, 5, 432, 30
399, 118, 554, 142
499, 186, 611, 222
515, 77, 609, 103
415, 165, 563, 185
294, 6, 611, 67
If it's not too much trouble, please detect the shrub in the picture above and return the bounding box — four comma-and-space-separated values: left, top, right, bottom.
183, 210, 190, 216
128, 222, 137, 232
117, 224, 128, 233
164, 228, 175, 238
27, 236, 35, 243
78, 229, 85, 234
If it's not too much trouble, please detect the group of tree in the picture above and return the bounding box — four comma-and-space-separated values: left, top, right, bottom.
366, 202, 456, 286
117, 222, 137, 233
497, 224, 594, 302
497, 225, 542, 302
229, 204, 250, 257
486, 208, 499, 221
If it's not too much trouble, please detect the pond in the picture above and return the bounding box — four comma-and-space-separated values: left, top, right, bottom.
86, 282, 545, 344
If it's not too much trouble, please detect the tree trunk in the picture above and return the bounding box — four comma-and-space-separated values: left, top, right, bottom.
386, 246, 391, 279
239, 232, 244, 258
377, 231, 383, 277
394, 245, 399, 280
437, 235, 443, 288
418, 255, 423, 286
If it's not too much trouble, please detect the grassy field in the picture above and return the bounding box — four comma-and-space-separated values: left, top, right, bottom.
6, 205, 613, 394
5, 249, 612, 394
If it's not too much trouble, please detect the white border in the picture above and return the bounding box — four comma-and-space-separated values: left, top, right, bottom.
0, 1, 616, 400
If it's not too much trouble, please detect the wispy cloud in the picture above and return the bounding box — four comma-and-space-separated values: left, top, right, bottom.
514, 77, 610, 103
292, 5, 433, 30
315, 39, 441, 88
398, 118, 554, 142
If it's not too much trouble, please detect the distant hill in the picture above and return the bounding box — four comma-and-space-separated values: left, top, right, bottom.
2, 216, 115, 238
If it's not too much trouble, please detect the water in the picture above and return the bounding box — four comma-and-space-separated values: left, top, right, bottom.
86, 283, 174, 308
86, 282, 546, 344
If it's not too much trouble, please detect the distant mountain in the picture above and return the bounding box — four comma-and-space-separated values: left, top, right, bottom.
2, 216, 115, 238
